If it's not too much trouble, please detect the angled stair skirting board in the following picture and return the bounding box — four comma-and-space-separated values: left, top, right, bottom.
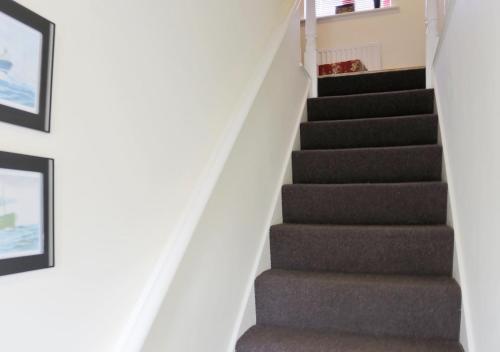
229, 88, 309, 352
237, 68, 465, 352
114, 1, 306, 351
432, 74, 473, 352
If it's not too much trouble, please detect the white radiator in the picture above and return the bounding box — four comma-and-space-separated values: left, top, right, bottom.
317, 43, 382, 71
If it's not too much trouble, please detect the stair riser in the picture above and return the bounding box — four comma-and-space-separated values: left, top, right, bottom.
255, 272, 461, 340
282, 183, 448, 225
237, 325, 464, 352
292, 146, 442, 184
319, 68, 426, 97
270, 225, 454, 275
308, 89, 434, 121
300, 115, 438, 150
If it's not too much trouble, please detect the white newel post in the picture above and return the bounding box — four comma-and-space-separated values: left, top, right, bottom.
425, 0, 439, 88
304, 0, 318, 97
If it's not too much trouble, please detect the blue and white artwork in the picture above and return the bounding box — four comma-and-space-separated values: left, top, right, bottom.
0, 168, 43, 260
0, 10, 43, 114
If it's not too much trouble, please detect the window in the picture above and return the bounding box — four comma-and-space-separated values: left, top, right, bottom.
307, 0, 392, 18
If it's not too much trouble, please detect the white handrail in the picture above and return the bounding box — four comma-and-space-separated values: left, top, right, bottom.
304, 0, 318, 97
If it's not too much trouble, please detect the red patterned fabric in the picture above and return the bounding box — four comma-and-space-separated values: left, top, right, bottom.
318, 59, 368, 76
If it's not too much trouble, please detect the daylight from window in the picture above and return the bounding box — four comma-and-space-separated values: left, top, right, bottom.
307, 0, 392, 18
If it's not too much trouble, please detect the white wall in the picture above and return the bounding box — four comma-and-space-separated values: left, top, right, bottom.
301, 0, 426, 69
0, 0, 294, 351
141, 5, 309, 351
433, 1, 500, 351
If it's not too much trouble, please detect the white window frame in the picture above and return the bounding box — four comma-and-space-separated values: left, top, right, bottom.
302, 0, 398, 21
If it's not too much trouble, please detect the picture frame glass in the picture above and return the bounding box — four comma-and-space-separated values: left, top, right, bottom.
0, 167, 44, 260
0, 11, 43, 115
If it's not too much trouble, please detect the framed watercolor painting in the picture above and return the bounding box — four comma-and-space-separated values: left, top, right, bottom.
0, 2, 55, 132
0, 151, 54, 276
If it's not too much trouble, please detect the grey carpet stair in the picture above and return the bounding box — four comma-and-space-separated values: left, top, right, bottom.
237, 326, 464, 352
237, 68, 462, 351
300, 114, 438, 150
307, 89, 434, 121
318, 67, 426, 97
255, 270, 461, 340
282, 182, 447, 225
292, 145, 442, 184
270, 224, 454, 275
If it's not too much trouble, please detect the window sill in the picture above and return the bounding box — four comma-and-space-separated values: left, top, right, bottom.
300, 6, 400, 24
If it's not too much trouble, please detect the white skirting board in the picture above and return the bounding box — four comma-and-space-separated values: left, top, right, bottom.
433, 74, 472, 352
232, 88, 308, 349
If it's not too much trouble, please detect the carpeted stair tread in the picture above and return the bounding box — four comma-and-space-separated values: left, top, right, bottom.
292, 145, 442, 184
318, 67, 426, 97
308, 89, 434, 121
282, 182, 447, 225
236, 68, 463, 351
255, 270, 461, 340
237, 325, 464, 352
270, 224, 454, 275
300, 114, 438, 150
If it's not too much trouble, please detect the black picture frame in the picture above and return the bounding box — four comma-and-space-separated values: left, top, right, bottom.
0, 151, 54, 276
0, 1, 55, 132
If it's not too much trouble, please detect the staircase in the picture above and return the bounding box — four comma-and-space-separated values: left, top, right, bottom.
236, 68, 464, 351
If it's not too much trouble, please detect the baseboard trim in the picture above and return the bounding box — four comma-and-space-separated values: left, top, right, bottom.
227, 85, 310, 352
432, 74, 475, 352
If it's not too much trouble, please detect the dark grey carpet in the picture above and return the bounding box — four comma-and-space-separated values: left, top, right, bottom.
255, 270, 461, 340
270, 224, 454, 275
292, 145, 442, 184
318, 67, 426, 97
300, 114, 438, 150
237, 326, 464, 352
282, 182, 448, 225
308, 89, 435, 121
236, 68, 463, 352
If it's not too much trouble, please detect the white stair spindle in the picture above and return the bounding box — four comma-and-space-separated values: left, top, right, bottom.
304, 0, 318, 97
425, 0, 439, 88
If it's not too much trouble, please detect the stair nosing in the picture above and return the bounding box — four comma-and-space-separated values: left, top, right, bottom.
283, 181, 446, 188
301, 113, 438, 126
309, 88, 434, 101
318, 66, 425, 79
238, 325, 464, 352
257, 268, 460, 288
271, 223, 454, 230
293, 144, 441, 154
